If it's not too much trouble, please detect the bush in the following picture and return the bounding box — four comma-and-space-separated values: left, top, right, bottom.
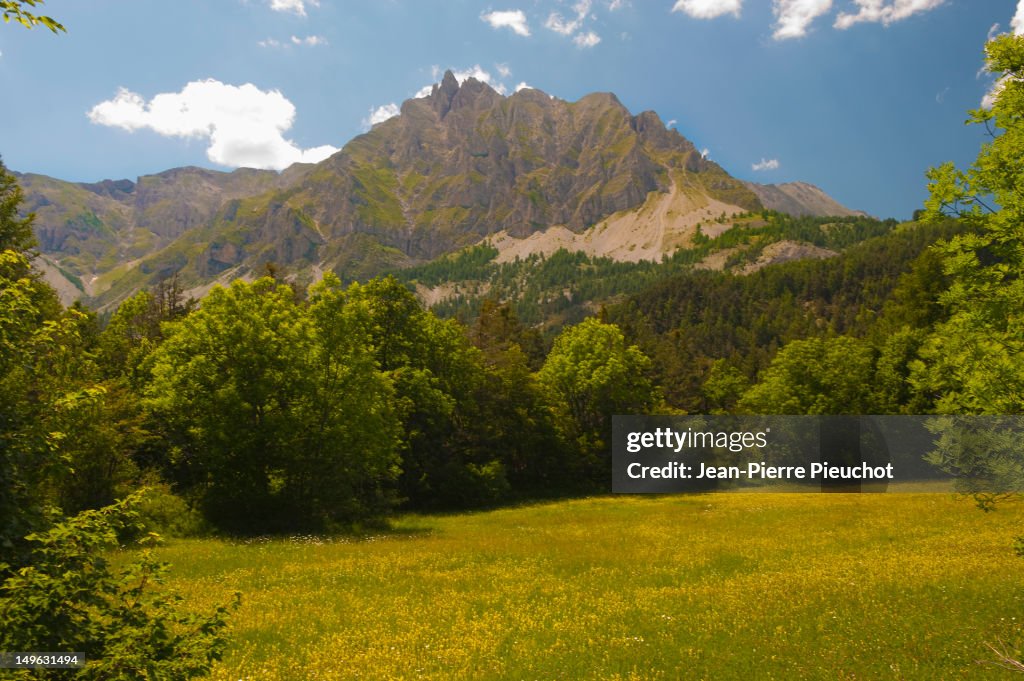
134, 480, 209, 538
0, 493, 238, 680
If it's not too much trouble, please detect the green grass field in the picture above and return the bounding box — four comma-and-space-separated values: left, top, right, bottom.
153, 493, 1024, 680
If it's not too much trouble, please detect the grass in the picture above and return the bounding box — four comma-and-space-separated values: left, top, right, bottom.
154, 493, 1024, 680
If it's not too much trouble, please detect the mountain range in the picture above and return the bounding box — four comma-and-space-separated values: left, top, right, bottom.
16, 71, 864, 309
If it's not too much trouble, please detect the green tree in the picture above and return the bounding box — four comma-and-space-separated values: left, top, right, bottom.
538, 318, 656, 482
146, 277, 400, 532
346, 277, 562, 508
301, 274, 401, 522
738, 336, 878, 415
0, 157, 37, 253
0, 249, 66, 557
908, 33, 1024, 525
1, 0, 64, 32
99, 275, 195, 383
914, 32, 1024, 415
0, 167, 236, 678
470, 298, 546, 369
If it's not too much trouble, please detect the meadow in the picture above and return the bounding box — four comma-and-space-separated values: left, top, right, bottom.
153, 493, 1024, 680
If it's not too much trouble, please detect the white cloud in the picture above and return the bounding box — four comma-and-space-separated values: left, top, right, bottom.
752, 158, 780, 171
451, 65, 508, 94
269, 0, 318, 16
772, 0, 833, 40
87, 80, 338, 170
514, 81, 532, 92
671, 0, 742, 19
608, 0, 627, 9
1013, 0, 1024, 35
545, 0, 593, 35
496, 63, 512, 78
834, 0, 944, 30
667, 119, 678, 127
291, 34, 326, 46
701, 147, 710, 159
363, 103, 400, 129
545, 12, 582, 34
260, 34, 325, 48
987, 22, 1002, 41
481, 10, 531, 36
981, 80, 1003, 109
574, 30, 601, 47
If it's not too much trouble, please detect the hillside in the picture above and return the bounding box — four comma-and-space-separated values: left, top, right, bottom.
20, 73, 862, 310
743, 180, 868, 218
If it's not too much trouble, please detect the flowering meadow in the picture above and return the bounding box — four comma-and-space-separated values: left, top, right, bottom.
153, 492, 1024, 679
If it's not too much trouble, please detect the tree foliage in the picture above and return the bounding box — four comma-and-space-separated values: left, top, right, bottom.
915, 33, 1024, 415
0, 493, 237, 680
145, 276, 400, 532
1, 0, 64, 33
538, 318, 656, 479
0, 161, 237, 677
737, 336, 878, 415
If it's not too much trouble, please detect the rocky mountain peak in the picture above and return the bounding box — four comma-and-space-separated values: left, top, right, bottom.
427, 70, 504, 120
430, 70, 462, 119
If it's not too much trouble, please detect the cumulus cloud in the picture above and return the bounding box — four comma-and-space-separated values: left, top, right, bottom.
364, 103, 400, 128
574, 30, 601, 47
481, 10, 531, 36
834, 0, 944, 30
514, 81, 532, 92
545, 0, 592, 36
752, 158, 780, 171
87, 80, 338, 170
1013, 0, 1024, 35
671, 0, 742, 19
545, 12, 582, 34
701, 147, 710, 159
772, 0, 833, 40
269, 0, 318, 16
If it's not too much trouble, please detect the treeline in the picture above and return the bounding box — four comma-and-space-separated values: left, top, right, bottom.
4, 246, 659, 540
608, 220, 964, 412
396, 213, 897, 330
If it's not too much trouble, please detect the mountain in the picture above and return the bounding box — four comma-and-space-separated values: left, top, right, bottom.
743, 181, 867, 218
18, 72, 862, 309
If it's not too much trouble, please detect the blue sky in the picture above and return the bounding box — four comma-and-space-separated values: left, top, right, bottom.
0, 0, 1021, 219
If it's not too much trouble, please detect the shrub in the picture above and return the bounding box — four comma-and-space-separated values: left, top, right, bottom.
0, 493, 238, 680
